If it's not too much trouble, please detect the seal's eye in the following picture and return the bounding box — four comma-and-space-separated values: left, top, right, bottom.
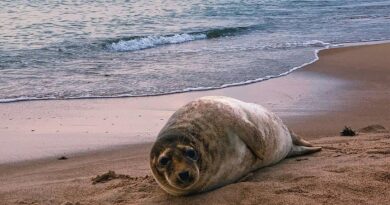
185, 148, 198, 160
159, 156, 170, 166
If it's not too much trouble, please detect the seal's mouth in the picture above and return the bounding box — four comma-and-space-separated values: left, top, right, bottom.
165, 167, 200, 190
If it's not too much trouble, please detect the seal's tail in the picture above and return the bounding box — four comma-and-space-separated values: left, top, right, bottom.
287, 130, 322, 158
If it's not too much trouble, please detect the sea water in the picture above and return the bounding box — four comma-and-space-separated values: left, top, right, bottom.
1, 0, 390, 102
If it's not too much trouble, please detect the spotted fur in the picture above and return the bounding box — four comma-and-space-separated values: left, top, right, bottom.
150, 96, 320, 196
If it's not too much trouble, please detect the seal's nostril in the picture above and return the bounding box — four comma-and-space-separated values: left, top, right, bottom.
178, 171, 190, 182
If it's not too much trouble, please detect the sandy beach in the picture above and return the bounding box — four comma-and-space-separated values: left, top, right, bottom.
0, 43, 390, 204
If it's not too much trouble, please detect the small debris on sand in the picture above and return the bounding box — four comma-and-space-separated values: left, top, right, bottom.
58, 156, 68, 160
92, 171, 118, 184
340, 126, 356, 136
91, 171, 152, 185
91, 170, 132, 184
296, 158, 308, 161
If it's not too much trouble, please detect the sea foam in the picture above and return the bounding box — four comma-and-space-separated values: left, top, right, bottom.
108, 33, 207, 52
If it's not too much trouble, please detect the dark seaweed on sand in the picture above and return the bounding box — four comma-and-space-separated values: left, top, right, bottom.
57, 156, 68, 160
340, 126, 357, 136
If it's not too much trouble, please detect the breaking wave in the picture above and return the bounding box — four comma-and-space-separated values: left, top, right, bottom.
107, 26, 254, 52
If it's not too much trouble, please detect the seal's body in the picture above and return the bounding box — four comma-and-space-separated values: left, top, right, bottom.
150, 96, 321, 196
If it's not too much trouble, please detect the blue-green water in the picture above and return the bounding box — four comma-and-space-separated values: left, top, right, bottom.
1, 0, 390, 102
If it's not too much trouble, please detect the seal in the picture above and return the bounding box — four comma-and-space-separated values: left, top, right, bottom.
150, 96, 321, 196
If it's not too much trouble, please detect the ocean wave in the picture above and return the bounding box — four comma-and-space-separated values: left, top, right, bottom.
0, 43, 328, 104
200, 26, 254, 38
107, 26, 254, 52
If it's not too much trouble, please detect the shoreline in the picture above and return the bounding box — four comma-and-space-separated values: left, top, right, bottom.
0, 43, 323, 104
1, 39, 389, 104
1, 42, 390, 164
0, 42, 390, 204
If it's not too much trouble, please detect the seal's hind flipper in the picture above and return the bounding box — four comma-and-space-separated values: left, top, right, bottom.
290, 130, 314, 147
288, 130, 321, 157
287, 145, 322, 158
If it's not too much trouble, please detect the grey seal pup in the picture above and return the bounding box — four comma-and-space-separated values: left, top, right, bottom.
150, 96, 321, 196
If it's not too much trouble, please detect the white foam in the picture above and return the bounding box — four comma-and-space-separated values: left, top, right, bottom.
303, 40, 330, 47
108, 33, 207, 52
264, 40, 330, 50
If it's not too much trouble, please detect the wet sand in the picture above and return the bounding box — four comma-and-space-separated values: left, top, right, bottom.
0, 43, 390, 204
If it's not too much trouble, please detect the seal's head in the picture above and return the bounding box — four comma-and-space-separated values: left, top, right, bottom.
150, 133, 201, 196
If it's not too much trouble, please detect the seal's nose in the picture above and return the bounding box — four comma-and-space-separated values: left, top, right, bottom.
178, 171, 190, 182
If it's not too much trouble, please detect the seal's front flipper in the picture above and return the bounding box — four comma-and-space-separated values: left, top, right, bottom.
233, 121, 266, 160
287, 145, 322, 158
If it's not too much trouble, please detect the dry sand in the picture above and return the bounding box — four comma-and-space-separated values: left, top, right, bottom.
0, 43, 390, 204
